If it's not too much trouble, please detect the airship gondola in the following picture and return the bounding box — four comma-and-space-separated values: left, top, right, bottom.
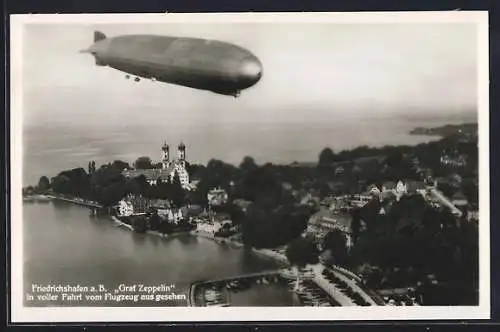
81, 31, 263, 97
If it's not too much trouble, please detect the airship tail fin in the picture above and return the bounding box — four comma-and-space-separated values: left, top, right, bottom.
94, 31, 106, 42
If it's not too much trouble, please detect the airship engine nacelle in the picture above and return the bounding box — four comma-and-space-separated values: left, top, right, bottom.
82, 31, 263, 97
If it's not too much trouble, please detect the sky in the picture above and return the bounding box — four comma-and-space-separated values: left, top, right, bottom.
21, 21, 478, 127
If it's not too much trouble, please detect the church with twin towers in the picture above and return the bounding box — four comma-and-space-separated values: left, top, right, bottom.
161, 140, 190, 185
122, 140, 191, 190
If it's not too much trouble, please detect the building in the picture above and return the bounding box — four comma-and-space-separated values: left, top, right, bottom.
334, 166, 345, 176
395, 180, 407, 198
467, 210, 479, 222
162, 209, 184, 224
440, 154, 467, 167
452, 191, 468, 208
122, 141, 191, 190
196, 221, 223, 235
117, 194, 149, 216
405, 180, 427, 196
350, 194, 373, 208
116, 195, 187, 223
382, 181, 397, 193
117, 199, 134, 217
207, 187, 229, 207
326, 194, 373, 211
149, 198, 171, 210
368, 180, 427, 202
367, 184, 381, 196
232, 199, 252, 213
307, 209, 353, 248
328, 196, 351, 211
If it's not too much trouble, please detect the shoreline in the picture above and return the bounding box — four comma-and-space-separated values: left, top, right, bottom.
32, 200, 383, 307
110, 216, 135, 232
110, 215, 192, 239
190, 230, 245, 249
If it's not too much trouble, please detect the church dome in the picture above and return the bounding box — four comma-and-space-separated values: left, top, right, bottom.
162, 140, 169, 150
178, 142, 186, 149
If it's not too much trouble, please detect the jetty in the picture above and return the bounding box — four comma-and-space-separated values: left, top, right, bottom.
45, 194, 103, 208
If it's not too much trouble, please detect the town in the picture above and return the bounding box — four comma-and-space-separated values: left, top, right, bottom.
23, 123, 479, 307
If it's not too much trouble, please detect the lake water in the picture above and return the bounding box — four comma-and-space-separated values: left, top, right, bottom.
23, 201, 283, 307
22, 118, 451, 186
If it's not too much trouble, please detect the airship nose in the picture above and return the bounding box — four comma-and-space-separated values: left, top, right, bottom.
238, 56, 263, 86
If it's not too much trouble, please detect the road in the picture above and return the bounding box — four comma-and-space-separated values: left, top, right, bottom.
427, 187, 463, 217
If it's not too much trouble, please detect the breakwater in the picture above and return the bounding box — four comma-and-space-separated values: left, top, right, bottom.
188, 270, 283, 306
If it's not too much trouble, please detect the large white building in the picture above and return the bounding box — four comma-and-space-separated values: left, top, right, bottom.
117, 194, 187, 223
117, 194, 149, 217
122, 141, 191, 190
117, 199, 134, 217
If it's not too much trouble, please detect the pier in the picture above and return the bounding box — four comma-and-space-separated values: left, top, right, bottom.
45, 194, 103, 208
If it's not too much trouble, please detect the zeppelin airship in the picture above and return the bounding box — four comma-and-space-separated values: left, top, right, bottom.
81, 31, 263, 97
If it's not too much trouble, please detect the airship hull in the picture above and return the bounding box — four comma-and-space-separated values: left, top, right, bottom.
85, 33, 263, 96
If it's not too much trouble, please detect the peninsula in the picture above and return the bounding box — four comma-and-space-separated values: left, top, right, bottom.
409, 122, 477, 137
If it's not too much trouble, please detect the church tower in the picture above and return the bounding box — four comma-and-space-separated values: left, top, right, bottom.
161, 140, 170, 169
177, 142, 186, 161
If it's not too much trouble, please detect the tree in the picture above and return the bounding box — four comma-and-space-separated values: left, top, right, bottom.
51, 175, 71, 194
319, 182, 331, 199
186, 163, 206, 179
131, 215, 148, 233
350, 208, 362, 245
384, 150, 404, 168
319, 148, 336, 165
239, 156, 258, 173
125, 177, 142, 196
240, 201, 312, 248
111, 160, 131, 171
37, 176, 51, 192
170, 171, 185, 208
227, 203, 245, 225
285, 237, 320, 290
134, 156, 154, 169
53, 167, 91, 197
100, 182, 127, 206
233, 164, 283, 203
89, 165, 127, 205
322, 229, 349, 266
147, 210, 161, 231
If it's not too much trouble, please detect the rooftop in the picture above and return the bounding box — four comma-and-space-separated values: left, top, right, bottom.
405, 180, 426, 192
383, 181, 396, 190
309, 208, 352, 229
452, 191, 468, 201
122, 162, 184, 180
208, 188, 227, 194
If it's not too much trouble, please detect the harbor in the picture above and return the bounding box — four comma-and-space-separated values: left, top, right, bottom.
188, 267, 348, 307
